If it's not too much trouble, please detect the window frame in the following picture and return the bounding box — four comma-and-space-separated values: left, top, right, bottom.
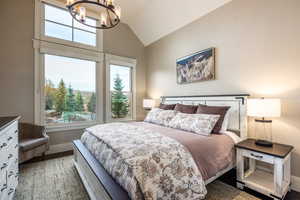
105, 54, 137, 123
34, 0, 104, 132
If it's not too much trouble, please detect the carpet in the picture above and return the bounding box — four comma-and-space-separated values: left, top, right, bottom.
14, 156, 260, 200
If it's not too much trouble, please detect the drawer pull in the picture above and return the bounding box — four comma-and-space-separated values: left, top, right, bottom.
0, 184, 7, 192
14, 130, 18, 133
0, 143, 7, 148
8, 188, 14, 195
8, 154, 13, 159
8, 171, 14, 177
1, 163, 7, 170
7, 136, 13, 141
15, 144, 18, 148
250, 153, 263, 159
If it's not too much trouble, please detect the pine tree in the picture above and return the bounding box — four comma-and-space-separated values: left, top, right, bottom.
65, 85, 76, 112
87, 93, 96, 113
54, 79, 67, 114
111, 74, 129, 118
75, 92, 84, 112
45, 79, 56, 110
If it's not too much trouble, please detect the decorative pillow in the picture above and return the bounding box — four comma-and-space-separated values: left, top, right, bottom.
159, 103, 176, 110
144, 108, 177, 126
196, 105, 230, 133
174, 104, 198, 114
220, 111, 230, 132
168, 113, 220, 136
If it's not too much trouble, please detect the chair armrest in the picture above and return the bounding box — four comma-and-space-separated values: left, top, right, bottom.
41, 128, 50, 150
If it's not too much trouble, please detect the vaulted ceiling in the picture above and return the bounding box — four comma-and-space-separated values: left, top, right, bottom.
116, 0, 232, 46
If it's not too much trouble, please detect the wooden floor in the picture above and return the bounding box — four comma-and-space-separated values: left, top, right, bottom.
24, 152, 300, 200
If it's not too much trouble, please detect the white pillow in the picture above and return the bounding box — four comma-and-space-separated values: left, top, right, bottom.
144, 108, 177, 126
168, 113, 220, 136
220, 110, 230, 132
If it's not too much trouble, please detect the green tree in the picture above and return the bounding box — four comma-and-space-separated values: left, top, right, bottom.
65, 85, 76, 112
54, 79, 66, 114
45, 79, 56, 110
87, 93, 96, 113
75, 92, 84, 112
111, 74, 129, 118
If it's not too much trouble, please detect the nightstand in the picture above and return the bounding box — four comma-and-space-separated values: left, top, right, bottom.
235, 139, 293, 200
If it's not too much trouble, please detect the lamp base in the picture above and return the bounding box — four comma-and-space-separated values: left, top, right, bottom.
255, 139, 273, 147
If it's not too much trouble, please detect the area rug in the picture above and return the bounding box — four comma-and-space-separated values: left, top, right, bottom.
14, 156, 260, 200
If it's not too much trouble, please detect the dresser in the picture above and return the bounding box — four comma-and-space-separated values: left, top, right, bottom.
0, 116, 20, 200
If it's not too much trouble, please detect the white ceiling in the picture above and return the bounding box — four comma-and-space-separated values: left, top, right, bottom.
116, 0, 232, 46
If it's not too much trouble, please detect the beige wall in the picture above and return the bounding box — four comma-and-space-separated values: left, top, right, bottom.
0, 0, 35, 123
146, 0, 300, 177
0, 0, 146, 146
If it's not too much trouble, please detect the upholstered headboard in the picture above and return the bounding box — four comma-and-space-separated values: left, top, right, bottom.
161, 94, 249, 139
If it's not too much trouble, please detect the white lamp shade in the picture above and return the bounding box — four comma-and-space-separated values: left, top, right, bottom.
247, 98, 281, 118
143, 99, 155, 109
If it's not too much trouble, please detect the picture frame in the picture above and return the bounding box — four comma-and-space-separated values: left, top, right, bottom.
176, 47, 215, 84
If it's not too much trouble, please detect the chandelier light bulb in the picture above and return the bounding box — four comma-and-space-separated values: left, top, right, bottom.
79, 7, 86, 22
66, 0, 74, 6
115, 6, 121, 19
101, 13, 107, 27
107, 0, 114, 7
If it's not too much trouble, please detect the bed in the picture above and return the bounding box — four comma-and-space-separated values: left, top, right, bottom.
73, 94, 249, 200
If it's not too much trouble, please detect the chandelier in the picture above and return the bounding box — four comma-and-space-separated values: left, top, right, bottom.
66, 0, 121, 29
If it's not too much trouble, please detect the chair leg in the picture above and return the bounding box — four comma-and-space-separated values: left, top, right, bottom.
42, 152, 46, 160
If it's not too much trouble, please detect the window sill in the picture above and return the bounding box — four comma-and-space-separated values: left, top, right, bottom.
46, 121, 101, 133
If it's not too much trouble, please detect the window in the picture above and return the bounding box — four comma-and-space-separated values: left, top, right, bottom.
34, 0, 104, 131
44, 4, 97, 46
110, 65, 132, 119
106, 55, 136, 122
44, 54, 96, 125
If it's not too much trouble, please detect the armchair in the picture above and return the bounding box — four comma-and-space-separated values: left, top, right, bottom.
19, 123, 49, 163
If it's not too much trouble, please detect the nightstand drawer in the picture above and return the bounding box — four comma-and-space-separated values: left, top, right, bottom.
242, 149, 274, 164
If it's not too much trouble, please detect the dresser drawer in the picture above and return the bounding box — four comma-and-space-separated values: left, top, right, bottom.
0, 144, 17, 173
7, 180, 17, 200
5, 126, 18, 150
0, 127, 18, 155
0, 167, 8, 199
0, 150, 7, 170
7, 145, 18, 168
242, 149, 274, 164
0, 169, 6, 187
0, 181, 7, 200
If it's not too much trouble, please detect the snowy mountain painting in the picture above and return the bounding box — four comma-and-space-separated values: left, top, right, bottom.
176, 48, 215, 84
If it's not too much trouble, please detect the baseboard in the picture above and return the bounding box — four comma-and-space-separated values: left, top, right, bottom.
46, 142, 73, 155
292, 176, 300, 192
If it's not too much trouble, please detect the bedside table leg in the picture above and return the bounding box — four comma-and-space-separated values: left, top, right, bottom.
274, 158, 284, 198
237, 182, 244, 190
236, 149, 245, 190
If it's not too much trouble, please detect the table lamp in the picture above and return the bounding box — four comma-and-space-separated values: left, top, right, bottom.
143, 99, 155, 111
247, 98, 281, 147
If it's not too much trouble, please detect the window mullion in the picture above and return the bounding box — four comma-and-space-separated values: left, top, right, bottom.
72, 19, 74, 42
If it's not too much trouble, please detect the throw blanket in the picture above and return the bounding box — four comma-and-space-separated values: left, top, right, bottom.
83, 123, 207, 200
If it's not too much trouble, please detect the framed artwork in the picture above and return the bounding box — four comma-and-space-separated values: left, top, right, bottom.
176, 47, 215, 84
